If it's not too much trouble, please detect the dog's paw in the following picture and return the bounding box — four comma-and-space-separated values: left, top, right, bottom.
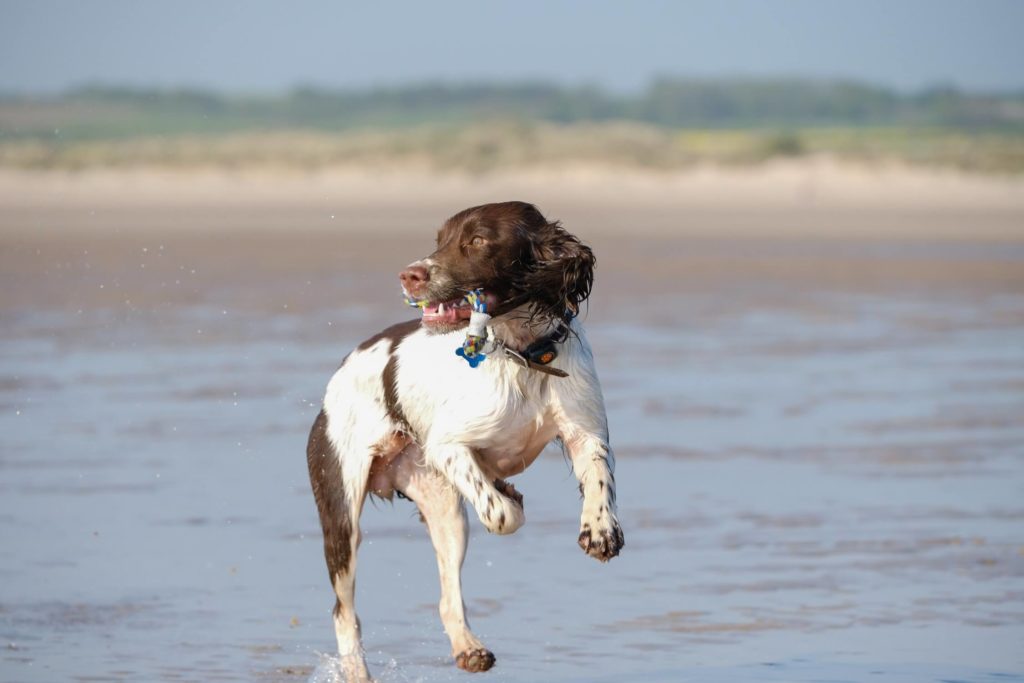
479, 489, 525, 535
455, 647, 496, 673
493, 478, 523, 507
578, 516, 624, 562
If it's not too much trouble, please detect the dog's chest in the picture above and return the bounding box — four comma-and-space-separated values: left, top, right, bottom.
396, 333, 558, 457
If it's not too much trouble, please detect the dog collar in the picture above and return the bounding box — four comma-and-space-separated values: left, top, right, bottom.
406, 289, 569, 377
457, 291, 570, 377
492, 335, 569, 378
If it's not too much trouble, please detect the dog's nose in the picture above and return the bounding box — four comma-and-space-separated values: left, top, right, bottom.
399, 264, 430, 294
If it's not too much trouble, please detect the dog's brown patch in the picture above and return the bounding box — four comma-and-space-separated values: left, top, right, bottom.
306, 410, 352, 579
356, 318, 420, 352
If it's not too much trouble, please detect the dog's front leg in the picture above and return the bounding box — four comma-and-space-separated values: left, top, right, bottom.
553, 331, 624, 561
562, 431, 624, 561
426, 442, 525, 535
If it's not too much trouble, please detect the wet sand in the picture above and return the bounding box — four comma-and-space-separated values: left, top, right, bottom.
1, 172, 1023, 682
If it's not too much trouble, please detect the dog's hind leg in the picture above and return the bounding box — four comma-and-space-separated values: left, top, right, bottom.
394, 457, 495, 673
307, 409, 372, 682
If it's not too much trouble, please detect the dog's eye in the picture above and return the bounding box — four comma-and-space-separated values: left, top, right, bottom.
469, 236, 486, 248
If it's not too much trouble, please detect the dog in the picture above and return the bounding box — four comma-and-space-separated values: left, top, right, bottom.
306, 201, 623, 679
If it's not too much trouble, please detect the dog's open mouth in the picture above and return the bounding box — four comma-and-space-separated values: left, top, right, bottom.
407, 291, 500, 328
418, 297, 475, 326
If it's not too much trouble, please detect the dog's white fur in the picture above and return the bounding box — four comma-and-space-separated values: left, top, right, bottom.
313, 302, 619, 680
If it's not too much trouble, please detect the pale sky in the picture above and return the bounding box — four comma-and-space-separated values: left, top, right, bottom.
1, 0, 1022, 94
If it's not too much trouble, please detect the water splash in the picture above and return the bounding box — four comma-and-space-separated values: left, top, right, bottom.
307, 653, 427, 683
306, 653, 345, 683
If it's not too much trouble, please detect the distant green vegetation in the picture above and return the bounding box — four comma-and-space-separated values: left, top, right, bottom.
4, 123, 1022, 174
1, 79, 1022, 172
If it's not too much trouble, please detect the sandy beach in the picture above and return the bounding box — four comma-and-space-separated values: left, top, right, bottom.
5, 2, 1024, 679
2, 159, 1023, 241
2, 161, 1023, 682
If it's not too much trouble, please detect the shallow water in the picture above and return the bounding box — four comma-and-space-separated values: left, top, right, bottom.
1, 234, 1023, 682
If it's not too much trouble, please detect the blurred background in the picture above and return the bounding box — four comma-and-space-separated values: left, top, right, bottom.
1, 2, 1023, 682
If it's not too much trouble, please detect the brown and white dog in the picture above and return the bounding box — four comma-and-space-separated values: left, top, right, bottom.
306, 201, 623, 679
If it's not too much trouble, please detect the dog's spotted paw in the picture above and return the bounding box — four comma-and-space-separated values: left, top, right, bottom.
479, 484, 525, 535
493, 478, 523, 507
578, 517, 624, 562
455, 648, 496, 673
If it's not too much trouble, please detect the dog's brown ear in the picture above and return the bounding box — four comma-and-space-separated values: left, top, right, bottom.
522, 221, 595, 322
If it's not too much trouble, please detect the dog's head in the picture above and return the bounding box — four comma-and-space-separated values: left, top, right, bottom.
400, 201, 594, 333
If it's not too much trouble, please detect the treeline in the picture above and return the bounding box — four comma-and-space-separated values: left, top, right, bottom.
2, 79, 1023, 140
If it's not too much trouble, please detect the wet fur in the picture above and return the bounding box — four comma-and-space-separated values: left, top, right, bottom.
306, 202, 622, 679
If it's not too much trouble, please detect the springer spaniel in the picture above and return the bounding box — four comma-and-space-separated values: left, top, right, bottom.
306, 201, 623, 679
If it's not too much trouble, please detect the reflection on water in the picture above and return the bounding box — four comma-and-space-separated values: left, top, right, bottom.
1, 235, 1023, 682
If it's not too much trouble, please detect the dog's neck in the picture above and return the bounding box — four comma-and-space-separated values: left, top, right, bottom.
488, 305, 565, 351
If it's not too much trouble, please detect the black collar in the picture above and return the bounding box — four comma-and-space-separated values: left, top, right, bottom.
495, 323, 570, 378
